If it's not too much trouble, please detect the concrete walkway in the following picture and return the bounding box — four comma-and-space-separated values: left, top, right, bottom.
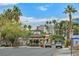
54, 48, 71, 56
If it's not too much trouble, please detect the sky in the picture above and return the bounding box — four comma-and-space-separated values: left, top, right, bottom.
0, 3, 79, 29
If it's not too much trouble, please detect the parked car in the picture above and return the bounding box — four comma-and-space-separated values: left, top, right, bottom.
55, 42, 62, 48
45, 43, 52, 48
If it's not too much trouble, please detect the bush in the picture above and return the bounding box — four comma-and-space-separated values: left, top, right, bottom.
1, 44, 9, 47
50, 35, 65, 43
64, 39, 71, 47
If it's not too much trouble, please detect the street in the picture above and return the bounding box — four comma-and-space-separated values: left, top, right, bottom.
0, 45, 71, 56
0, 48, 55, 56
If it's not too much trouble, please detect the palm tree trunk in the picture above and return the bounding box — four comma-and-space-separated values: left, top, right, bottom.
69, 13, 73, 56
11, 43, 13, 47
69, 13, 72, 40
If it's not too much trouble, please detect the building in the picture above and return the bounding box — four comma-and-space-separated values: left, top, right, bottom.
27, 30, 50, 46
37, 25, 47, 33
72, 35, 79, 47
46, 23, 54, 34
28, 34, 45, 46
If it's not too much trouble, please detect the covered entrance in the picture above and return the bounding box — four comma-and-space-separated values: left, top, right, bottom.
28, 34, 45, 46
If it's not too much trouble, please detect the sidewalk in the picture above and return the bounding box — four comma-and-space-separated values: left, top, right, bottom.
0, 47, 14, 49
54, 48, 71, 56
0, 46, 42, 49
19, 46, 42, 48
72, 50, 79, 56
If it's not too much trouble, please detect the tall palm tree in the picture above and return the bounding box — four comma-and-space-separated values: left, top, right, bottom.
46, 21, 49, 24
64, 5, 77, 55
23, 25, 27, 30
52, 20, 56, 25
49, 21, 52, 24
44, 24, 48, 29
28, 25, 32, 30
64, 5, 77, 40
52, 20, 56, 35
12, 6, 22, 22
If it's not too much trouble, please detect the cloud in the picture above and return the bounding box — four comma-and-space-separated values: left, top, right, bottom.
20, 16, 70, 24
20, 16, 71, 29
20, 16, 52, 29
37, 4, 53, 11
37, 6, 48, 11
0, 3, 17, 6
20, 16, 57, 23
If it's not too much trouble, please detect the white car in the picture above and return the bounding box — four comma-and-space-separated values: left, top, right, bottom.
45, 43, 52, 48
55, 42, 62, 48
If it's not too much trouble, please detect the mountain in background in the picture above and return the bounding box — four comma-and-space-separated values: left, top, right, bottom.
73, 18, 79, 24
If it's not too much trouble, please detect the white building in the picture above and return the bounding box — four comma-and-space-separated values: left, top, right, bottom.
37, 25, 47, 33
72, 35, 79, 46
47, 23, 54, 34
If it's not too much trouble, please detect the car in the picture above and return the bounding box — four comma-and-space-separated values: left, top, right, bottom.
55, 42, 62, 48
45, 43, 52, 48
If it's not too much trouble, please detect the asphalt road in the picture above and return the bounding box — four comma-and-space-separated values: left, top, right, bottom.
0, 46, 71, 56
0, 46, 56, 56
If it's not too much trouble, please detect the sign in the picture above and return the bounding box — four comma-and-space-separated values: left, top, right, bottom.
71, 35, 79, 40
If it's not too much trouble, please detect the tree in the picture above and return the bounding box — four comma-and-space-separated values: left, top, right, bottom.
12, 6, 22, 22
1, 20, 32, 47
49, 21, 52, 24
52, 20, 56, 25
59, 21, 68, 35
46, 21, 49, 24
52, 20, 57, 35
64, 5, 77, 40
1, 21, 21, 46
49, 35, 65, 44
23, 24, 27, 30
0, 6, 22, 22
4, 9, 13, 20
73, 25, 79, 35
44, 24, 48, 29
0, 5, 33, 47
28, 25, 32, 30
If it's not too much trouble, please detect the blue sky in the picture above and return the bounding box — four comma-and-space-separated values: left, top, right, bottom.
0, 3, 79, 29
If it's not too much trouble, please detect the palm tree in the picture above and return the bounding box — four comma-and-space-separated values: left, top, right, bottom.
64, 5, 77, 40
46, 21, 49, 24
52, 20, 57, 35
28, 25, 32, 30
12, 6, 22, 22
64, 5, 77, 55
23, 25, 27, 30
4, 9, 12, 20
52, 20, 56, 25
44, 24, 48, 30
24, 25, 27, 28
49, 21, 52, 24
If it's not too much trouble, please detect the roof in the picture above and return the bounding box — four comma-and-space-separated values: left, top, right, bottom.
29, 34, 45, 38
